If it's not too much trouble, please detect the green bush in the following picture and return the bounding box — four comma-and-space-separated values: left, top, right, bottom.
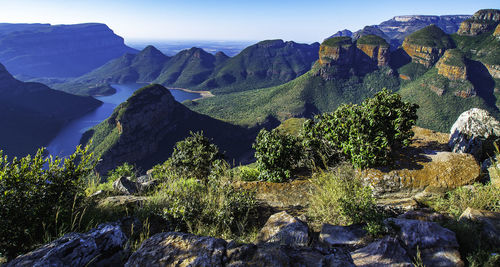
0, 145, 95, 258
84, 162, 138, 196
235, 165, 260, 181
253, 128, 303, 182
307, 163, 385, 235
303, 89, 419, 168
169, 131, 225, 181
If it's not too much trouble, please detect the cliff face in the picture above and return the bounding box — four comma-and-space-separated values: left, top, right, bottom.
402, 25, 454, 67
318, 37, 355, 66
485, 64, 500, 79
457, 9, 500, 36
435, 49, 468, 80
0, 23, 137, 78
356, 35, 390, 67
84, 84, 255, 173
494, 24, 500, 37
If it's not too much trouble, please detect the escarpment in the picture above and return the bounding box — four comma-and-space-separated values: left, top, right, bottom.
457, 9, 500, 36
402, 25, 454, 67
435, 49, 468, 80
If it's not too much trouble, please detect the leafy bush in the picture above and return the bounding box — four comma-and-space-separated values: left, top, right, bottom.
0, 145, 95, 258
234, 165, 260, 181
303, 89, 419, 168
169, 131, 224, 181
253, 128, 303, 182
84, 162, 138, 196
307, 163, 385, 235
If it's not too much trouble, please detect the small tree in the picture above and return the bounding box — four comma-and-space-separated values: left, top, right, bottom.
304, 89, 419, 168
253, 128, 303, 182
169, 132, 224, 181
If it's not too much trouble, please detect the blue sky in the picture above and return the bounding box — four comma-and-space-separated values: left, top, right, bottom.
0, 0, 498, 42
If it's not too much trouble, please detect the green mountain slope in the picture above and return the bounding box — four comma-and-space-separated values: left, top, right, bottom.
82, 84, 257, 173
199, 40, 320, 93
0, 63, 101, 157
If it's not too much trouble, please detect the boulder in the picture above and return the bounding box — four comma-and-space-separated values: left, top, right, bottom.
256, 211, 309, 247
6, 223, 128, 267
361, 127, 480, 197
225, 243, 291, 267
321, 249, 355, 267
113, 176, 139, 195
125, 232, 227, 267
351, 236, 413, 267
459, 207, 500, 247
449, 108, 500, 161
387, 218, 464, 267
319, 224, 368, 249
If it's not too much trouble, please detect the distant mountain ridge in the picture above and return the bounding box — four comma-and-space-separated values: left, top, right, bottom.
330, 14, 471, 48
70, 39, 319, 95
0, 23, 137, 78
0, 62, 101, 157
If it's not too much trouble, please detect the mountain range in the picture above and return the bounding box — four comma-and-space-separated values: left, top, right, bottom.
0, 23, 137, 78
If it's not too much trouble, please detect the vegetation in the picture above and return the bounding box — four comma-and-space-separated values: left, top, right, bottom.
398, 68, 498, 132
167, 131, 224, 181
356, 35, 389, 46
404, 25, 454, 49
253, 128, 303, 182
322, 36, 352, 47
307, 163, 386, 235
303, 89, 418, 168
440, 49, 466, 67
0, 145, 95, 258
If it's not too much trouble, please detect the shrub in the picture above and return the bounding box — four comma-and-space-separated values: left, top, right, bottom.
235, 165, 260, 181
307, 163, 386, 235
107, 162, 137, 182
169, 131, 224, 181
84, 162, 138, 196
253, 128, 303, 182
303, 89, 418, 168
0, 145, 95, 258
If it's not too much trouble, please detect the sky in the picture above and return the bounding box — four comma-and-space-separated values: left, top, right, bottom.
0, 0, 498, 43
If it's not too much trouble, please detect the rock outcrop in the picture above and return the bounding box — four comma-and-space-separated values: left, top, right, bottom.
256, 211, 309, 247
6, 223, 129, 267
459, 208, 500, 247
494, 24, 500, 37
436, 49, 468, 80
387, 218, 464, 266
356, 35, 390, 67
0, 23, 137, 78
361, 127, 480, 197
319, 224, 368, 249
402, 25, 454, 67
485, 64, 500, 79
457, 9, 500, 36
351, 236, 413, 267
318, 37, 355, 67
449, 108, 500, 161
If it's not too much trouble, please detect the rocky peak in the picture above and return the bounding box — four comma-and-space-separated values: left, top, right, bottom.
457, 9, 500, 36
402, 25, 454, 67
352, 26, 391, 44
356, 35, 390, 67
138, 45, 167, 58
256, 39, 286, 49
329, 29, 353, 38
435, 49, 468, 80
318, 37, 354, 66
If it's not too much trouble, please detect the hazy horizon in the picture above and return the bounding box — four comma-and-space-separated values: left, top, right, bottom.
0, 0, 499, 43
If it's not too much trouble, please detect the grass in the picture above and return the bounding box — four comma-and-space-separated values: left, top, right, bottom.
452, 32, 500, 65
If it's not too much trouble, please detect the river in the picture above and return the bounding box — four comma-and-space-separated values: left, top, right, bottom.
47, 83, 201, 157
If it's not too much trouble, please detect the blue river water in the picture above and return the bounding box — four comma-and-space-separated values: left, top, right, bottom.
47, 83, 200, 157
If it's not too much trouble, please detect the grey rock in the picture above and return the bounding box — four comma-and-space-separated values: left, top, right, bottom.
397, 210, 446, 222
256, 211, 309, 247
321, 248, 355, 267
459, 207, 500, 247
387, 218, 464, 266
125, 232, 227, 267
225, 243, 291, 267
113, 176, 139, 195
449, 108, 500, 161
319, 224, 368, 249
6, 223, 128, 267
138, 179, 159, 193
351, 236, 413, 267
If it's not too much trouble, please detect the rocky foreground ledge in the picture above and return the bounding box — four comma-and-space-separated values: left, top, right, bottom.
7, 208, 500, 267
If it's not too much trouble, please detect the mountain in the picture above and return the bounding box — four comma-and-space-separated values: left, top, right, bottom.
76, 45, 170, 85
187, 35, 399, 126
0, 62, 101, 157
328, 15, 470, 48
81, 84, 258, 173
69, 40, 319, 96
190, 10, 500, 133
0, 23, 137, 78
153, 47, 220, 88
199, 40, 320, 93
